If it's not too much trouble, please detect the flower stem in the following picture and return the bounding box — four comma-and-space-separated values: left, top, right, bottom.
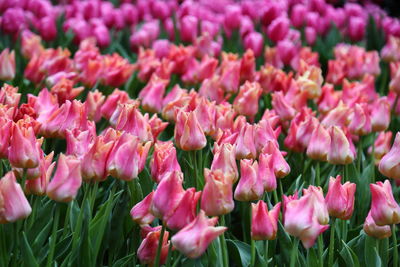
392, 224, 398, 267
249, 202, 255, 267
290, 238, 300, 267
264, 240, 269, 266
357, 138, 363, 173
46, 206, 60, 267
219, 215, 229, 267
318, 235, 323, 267
315, 161, 320, 186
328, 218, 336, 267
371, 132, 376, 184
154, 222, 166, 267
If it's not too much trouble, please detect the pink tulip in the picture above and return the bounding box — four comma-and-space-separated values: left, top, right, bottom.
296, 116, 319, 150
283, 192, 329, 249
243, 32, 263, 57
291, 4, 307, 28
271, 92, 296, 121
262, 141, 291, 178
267, 16, 290, 43
370, 97, 390, 132
171, 210, 227, 258
25, 152, 55, 196
370, 180, 400, 226
166, 188, 201, 231
0, 119, 12, 159
0, 171, 32, 223
46, 154, 82, 202
201, 169, 234, 216
303, 186, 330, 225
258, 153, 277, 192
220, 54, 241, 93
138, 226, 170, 266
211, 143, 238, 183
348, 17, 366, 42
251, 200, 281, 240
151, 171, 185, 221
364, 211, 392, 239
150, 141, 181, 183
130, 192, 155, 226
174, 110, 207, 151
8, 124, 41, 169
305, 27, 317, 45
379, 132, 400, 179
0, 49, 15, 81
235, 123, 257, 160
234, 159, 263, 202
325, 175, 356, 220
139, 74, 169, 113
327, 126, 354, 165
180, 15, 198, 43
348, 104, 371, 136
107, 134, 151, 181
233, 81, 262, 121
370, 131, 392, 165
307, 123, 331, 161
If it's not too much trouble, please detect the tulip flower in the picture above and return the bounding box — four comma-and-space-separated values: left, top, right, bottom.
150, 141, 181, 183
267, 16, 290, 43
307, 123, 331, 161
85, 90, 105, 122
174, 110, 207, 151
171, 210, 227, 258
46, 154, 82, 202
138, 227, 170, 266
370, 97, 391, 132
370, 131, 392, 165
0, 49, 15, 81
233, 81, 262, 120
327, 126, 354, 165
283, 193, 329, 248
303, 186, 330, 225
251, 201, 281, 240
235, 123, 257, 160
258, 153, 277, 192
363, 211, 392, 239
379, 132, 400, 179
234, 159, 263, 202
151, 171, 185, 221
369, 180, 400, 226
348, 104, 371, 136
211, 143, 238, 183
25, 152, 55, 196
0, 119, 12, 159
262, 141, 291, 178
325, 175, 356, 220
201, 169, 234, 216
0, 171, 32, 223
139, 74, 169, 113
130, 192, 155, 226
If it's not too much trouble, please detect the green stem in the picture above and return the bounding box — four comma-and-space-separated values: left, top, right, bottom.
272, 189, 279, 206
219, 215, 229, 267
264, 240, 269, 266
154, 222, 166, 267
328, 218, 336, 267
251, 239, 256, 267
165, 241, 173, 267
290, 238, 300, 267
318, 235, 323, 267
46, 206, 60, 267
393, 224, 398, 267
357, 138, 363, 174
371, 132, 376, 184
315, 161, 320, 186
190, 150, 198, 190
171, 254, 183, 267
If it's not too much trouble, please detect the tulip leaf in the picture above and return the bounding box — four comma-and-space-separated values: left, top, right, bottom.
364, 235, 382, 267
339, 241, 360, 267
226, 239, 251, 267
21, 231, 39, 267
32, 216, 54, 254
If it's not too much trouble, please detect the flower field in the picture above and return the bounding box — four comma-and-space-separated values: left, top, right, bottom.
0, 0, 400, 266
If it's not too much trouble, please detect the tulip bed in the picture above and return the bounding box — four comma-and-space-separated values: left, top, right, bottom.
1, 0, 400, 266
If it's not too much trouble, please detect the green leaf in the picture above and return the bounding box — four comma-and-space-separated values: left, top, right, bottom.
226, 240, 251, 267
21, 232, 39, 267
340, 241, 360, 267
365, 235, 382, 267
31, 217, 54, 255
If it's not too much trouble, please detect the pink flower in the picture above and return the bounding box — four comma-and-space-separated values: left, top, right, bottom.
85, 90, 105, 122
262, 141, 291, 178
233, 81, 262, 121
234, 123, 257, 160
370, 97, 390, 132
138, 226, 170, 266
267, 16, 290, 43
46, 154, 82, 202
243, 32, 264, 57
171, 210, 227, 258
327, 126, 354, 165
174, 110, 207, 151
0, 49, 15, 81
0, 171, 32, 223
348, 104, 371, 136
130, 192, 155, 226
379, 132, 400, 179
251, 200, 281, 240
325, 175, 356, 220
139, 74, 169, 113
180, 15, 198, 43
363, 211, 392, 239
348, 17, 366, 42
150, 141, 181, 183
258, 153, 277, 192
25, 153, 55, 196
370, 131, 392, 165
201, 169, 234, 216
306, 123, 330, 161
0, 118, 12, 158
369, 180, 400, 226
234, 159, 264, 202
211, 143, 238, 183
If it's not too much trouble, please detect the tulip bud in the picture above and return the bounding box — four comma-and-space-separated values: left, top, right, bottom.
370, 180, 400, 226
201, 169, 234, 216
303, 186, 330, 225
46, 154, 82, 202
0, 171, 32, 223
251, 201, 280, 240
233, 81, 262, 121
262, 141, 291, 178
139, 74, 169, 113
348, 104, 371, 136
171, 210, 227, 258
258, 153, 277, 192
379, 132, 400, 179
180, 15, 198, 43
327, 126, 354, 165
150, 141, 181, 183
0, 49, 15, 81
364, 211, 392, 239
267, 16, 290, 43
370, 131, 392, 165
306, 124, 331, 161
243, 32, 264, 57
174, 110, 207, 151
325, 175, 356, 220
211, 143, 238, 183
235, 123, 257, 160
348, 17, 365, 42
234, 159, 264, 202
151, 171, 185, 221
130, 192, 155, 226
138, 227, 170, 266
370, 97, 390, 132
